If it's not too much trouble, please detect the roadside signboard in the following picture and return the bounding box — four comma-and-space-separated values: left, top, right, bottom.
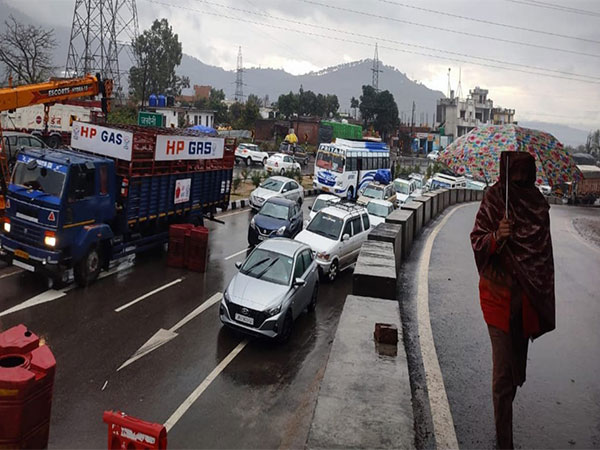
154, 135, 224, 161
71, 121, 133, 161
138, 111, 164, 127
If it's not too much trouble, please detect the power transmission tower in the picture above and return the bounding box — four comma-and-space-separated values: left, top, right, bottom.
234, 46, 245, 102
371, 43, 383, 91
410, 101, 416, 135
65, 0, 138, 95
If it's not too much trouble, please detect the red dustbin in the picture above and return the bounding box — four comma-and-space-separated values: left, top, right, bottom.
167, 224, 193, 268
187, 226, 209, 272
0, 324, 56, 449
103, 411, 167, 449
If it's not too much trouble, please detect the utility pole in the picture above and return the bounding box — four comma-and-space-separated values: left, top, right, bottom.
410, 101, 415, 135
234, 46, 244, 102
447, 67, 452, 98
371, 43, 383, 91
456, 67, 463, 100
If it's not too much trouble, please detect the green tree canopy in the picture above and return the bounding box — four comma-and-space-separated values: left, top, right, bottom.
193, 88, 228, 125
277, 88, 338, 118
359, 85, 399, 138
129, 19, 189, 101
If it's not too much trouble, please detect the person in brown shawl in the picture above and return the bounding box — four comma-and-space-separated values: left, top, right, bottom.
471, 151, 555, 449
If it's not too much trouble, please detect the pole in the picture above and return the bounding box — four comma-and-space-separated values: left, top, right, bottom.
505, 153, 509, 219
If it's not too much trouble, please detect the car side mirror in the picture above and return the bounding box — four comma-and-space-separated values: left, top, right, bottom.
308, 205, 312, 210
235, 261, 242, 269
342, 233, 350, 241
294, 277, 306, 287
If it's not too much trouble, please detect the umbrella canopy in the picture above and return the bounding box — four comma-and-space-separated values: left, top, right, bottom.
187, 124, 218, 136
438, 124, 582, 187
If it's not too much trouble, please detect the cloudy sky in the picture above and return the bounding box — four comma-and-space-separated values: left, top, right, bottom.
6, 0, 600, 130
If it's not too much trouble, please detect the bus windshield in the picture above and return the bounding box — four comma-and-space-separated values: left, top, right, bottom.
316, 151, 344, 173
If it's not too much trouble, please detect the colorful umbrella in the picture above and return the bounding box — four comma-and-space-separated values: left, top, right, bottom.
438, 124, 583, 187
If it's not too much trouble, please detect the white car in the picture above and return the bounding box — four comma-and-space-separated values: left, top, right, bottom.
357, 182, 396, 206
265, 153, 301, 175
309, 194, 340, 221
249, 176, 304, 210
427, 150, 440, 161
366, 199, 395, 227
235, 143, 269, 166
295, 204, 371, 282
393, 177, 418, 206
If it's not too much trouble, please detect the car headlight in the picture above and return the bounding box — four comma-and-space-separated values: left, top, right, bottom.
336, 179, 343, 186
3, 221, 10, 233
276, 225, 286, 236
250, 217, 256, 228
266, 304, 281, 317
317, 251, 330, 261
223, 291, 231, 304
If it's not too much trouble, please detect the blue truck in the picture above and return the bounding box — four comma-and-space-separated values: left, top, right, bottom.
0, 122, 234, 286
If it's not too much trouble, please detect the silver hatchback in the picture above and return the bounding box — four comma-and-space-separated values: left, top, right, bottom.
219, 238, 319, 341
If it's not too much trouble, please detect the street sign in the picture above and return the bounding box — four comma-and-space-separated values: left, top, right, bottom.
138, 111, 164, 127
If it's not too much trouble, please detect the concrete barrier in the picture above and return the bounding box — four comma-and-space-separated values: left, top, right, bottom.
437, 189, 449, 210
424, 192, 439, 218
400, 201, 423, 237
475, 190, 484, 201
352, 241, 396, 300
457, 188, 466, 203
386, 209, 414, 258
413, 195, 432, 225
465, 189, 473, 202
368, 222, 402, 272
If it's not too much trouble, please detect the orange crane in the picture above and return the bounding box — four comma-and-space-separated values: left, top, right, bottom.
0, 74, 112, 210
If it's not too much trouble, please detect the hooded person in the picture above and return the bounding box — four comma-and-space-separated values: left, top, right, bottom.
470, 151, 555, 449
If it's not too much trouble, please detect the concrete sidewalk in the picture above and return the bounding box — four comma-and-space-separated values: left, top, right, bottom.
307, 295, 415, 449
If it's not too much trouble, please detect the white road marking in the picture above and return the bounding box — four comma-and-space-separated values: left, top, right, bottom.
0, 285, 75, 318
0, 269, 22, 280
101, 380, 108, 391
117, 293, 223, 371
164, 339, 248, 432
416, 204, 469, 450
114, 278, 183, 312
224, 248, 248, 261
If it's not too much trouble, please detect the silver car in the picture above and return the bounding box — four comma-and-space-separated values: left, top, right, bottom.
219, 238, 319, 341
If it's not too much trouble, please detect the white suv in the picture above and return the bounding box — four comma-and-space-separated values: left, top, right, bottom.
235, 143, 269, 166
295, 204, 371, 282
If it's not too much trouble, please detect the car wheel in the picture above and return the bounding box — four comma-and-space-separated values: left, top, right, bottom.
307, 284, 318, 313
246, 157, 252, 167
280, 168, 286, 175
277, 311, 294, 343
75, 246, 101, 287
327, 260, 338, 283
262, 157, 267, 166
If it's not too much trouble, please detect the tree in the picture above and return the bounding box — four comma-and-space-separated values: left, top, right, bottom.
350, 96, 359, 119
0, 16, 57, 83
129, 19, 189, 101
277, 91, 298, 119
325, 94, 340, 118
358, 85, 399, 138
194, 88, 228, 125
585, 129, 600, 157
241, 94, 261, 129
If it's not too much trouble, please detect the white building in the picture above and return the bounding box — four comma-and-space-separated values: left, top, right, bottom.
147, 106, 215, 129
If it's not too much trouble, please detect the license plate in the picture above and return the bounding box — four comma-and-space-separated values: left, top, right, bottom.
14, 249, 29, 260
235, 313, 254, 325
13, 259, 35, 272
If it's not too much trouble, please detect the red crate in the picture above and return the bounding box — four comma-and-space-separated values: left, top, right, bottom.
187, 226, 209, 273
167, 224, 194, 268
103, 411, 167, 450
0, 324, 56, 449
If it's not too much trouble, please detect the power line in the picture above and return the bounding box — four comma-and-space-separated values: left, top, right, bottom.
298, 0, 600, 59
187, 0, 600, 81
141, 0, 600, 86
375, 0, 600, 43
505, 0, 600, 17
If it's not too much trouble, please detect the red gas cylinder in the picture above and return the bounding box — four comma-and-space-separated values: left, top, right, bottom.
0, 324, 56, 449
103, 411, 167, 450
187, 226, 209, 273
167, 224, 194, 268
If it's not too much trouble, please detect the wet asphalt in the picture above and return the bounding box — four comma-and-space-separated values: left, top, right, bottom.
400, 203, 600, 449
0, 198, 351, 449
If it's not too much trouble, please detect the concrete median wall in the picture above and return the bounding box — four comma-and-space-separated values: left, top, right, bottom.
413, 196, 432, 225
449, 189, 457, 205
386, 209, 414, 259
368, 222, 403, 271
352, 240, 396, 300
423, 192, 439, 219
401, 201, 423, 237
457, 188, 466, 203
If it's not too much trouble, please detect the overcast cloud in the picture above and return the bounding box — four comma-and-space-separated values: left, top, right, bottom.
6, 0, 600, 129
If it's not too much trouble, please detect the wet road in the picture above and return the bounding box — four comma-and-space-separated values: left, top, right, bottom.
233, 156, 314, 179
402, 203, 600, 449
0, 198, 351, 449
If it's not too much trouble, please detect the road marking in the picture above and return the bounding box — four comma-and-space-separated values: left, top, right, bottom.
117, 292, 223, 371
0, 285, 75, 318
416, 204, 469, 450
224, 248, 248, 261
0, 269, 22, 280
164, 339, 248, 432
114, 278, 183, 312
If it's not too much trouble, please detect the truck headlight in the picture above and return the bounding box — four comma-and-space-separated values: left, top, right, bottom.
44, 231, 56, 247
276, 226, 286, 235
3, 220, 10, 233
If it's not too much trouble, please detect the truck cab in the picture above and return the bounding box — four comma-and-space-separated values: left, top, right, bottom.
1, 147, 116, 285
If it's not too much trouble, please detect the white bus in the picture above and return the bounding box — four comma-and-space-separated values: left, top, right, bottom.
313, 139, 391, 200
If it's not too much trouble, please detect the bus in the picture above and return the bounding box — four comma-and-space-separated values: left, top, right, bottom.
313, 138, 391, 200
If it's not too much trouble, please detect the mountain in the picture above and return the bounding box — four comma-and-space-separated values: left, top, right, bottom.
179, 55, 444, 119
518, 121, 590, 147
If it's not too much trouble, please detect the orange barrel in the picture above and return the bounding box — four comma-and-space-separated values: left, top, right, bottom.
187, 226, 209, 273
0, 324, 56, 449
167, 224, 194, 268
103, 411, 167, 449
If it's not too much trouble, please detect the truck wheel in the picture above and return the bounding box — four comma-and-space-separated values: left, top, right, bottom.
75, 246, 101, 287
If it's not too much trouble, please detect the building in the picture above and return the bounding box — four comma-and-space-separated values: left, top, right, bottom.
176, 85, 211, 104
147, 106, 215, 129
255, 117, 321, 145
436, 86, 516, 140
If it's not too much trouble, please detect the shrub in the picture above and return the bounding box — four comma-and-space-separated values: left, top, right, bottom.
233, 176, 242, 192
240, 169, 249, 181
251, 172, 263, 188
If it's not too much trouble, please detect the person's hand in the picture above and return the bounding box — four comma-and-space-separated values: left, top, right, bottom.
495, 217, 512, 242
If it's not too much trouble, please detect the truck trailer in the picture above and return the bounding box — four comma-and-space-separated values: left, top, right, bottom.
0, 122, 234, 286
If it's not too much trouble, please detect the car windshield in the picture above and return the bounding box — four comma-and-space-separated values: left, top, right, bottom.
259, 202, 289, 220
362, 186, 384, 199
307, 212, 343, 240
12, 160, 66, 198
394, 181, 410, 195
240, 248, 293, 285
312, 198, 332, 213
367, 202, 391, 217
240, 144, 258, 151
260, 179, 283, 192
316, 151, 344, 173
